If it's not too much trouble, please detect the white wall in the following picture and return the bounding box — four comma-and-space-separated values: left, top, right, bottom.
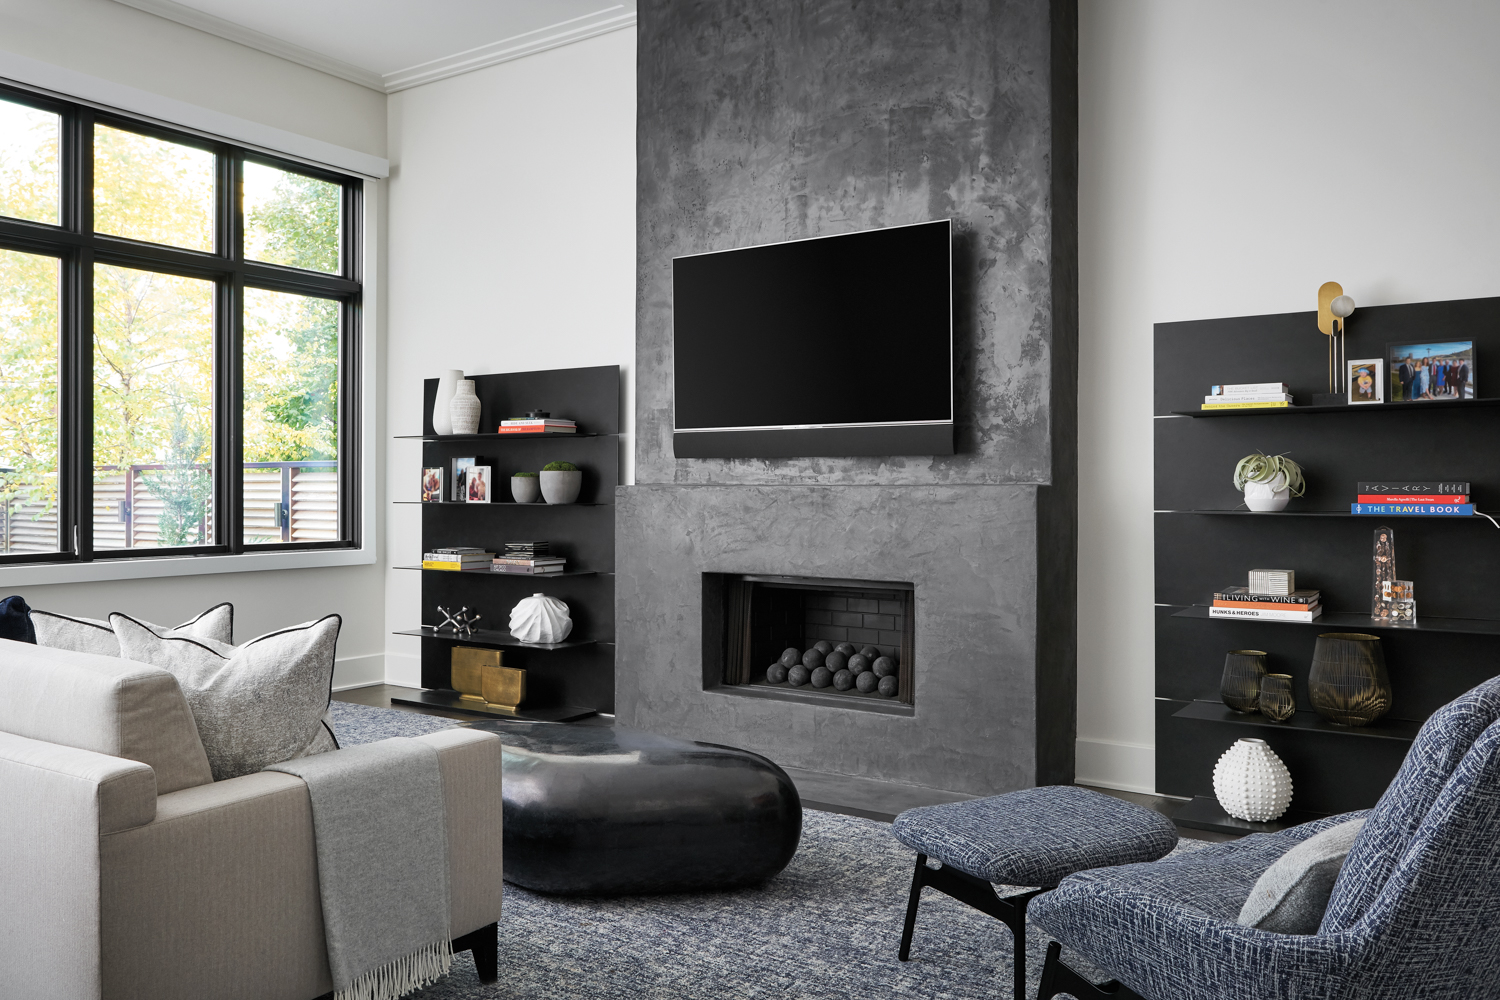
383, 29, 637, 685
1075, 0, 1500, 791
1, 0, 390, 687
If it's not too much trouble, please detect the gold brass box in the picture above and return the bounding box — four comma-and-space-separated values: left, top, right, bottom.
450, 646, 525, 712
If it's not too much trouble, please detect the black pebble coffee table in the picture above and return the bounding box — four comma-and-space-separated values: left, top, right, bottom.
467, 720, 803, 895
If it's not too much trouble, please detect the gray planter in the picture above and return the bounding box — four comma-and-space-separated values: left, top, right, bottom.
510, 475, 541, 504
540, 470, 583, 504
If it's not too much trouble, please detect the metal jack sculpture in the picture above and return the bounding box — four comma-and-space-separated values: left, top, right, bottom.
434, 605, 482, 635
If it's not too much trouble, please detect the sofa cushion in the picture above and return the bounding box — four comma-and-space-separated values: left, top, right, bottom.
112, 613, 341, 781
0, 639, 214, 793
1238, 817, 1365, 933
33, 603, 234, 658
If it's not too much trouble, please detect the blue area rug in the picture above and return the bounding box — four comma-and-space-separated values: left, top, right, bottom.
330, 701, 1201, 999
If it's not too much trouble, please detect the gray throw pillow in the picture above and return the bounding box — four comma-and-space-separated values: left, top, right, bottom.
111, 612, 340, 781
33, 603, 234, 657
1238, 817, 1367, 933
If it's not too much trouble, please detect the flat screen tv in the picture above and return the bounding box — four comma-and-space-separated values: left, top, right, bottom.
672, 219, 953, 458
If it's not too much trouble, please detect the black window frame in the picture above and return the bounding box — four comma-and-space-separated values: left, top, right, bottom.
0, 82, 362, 565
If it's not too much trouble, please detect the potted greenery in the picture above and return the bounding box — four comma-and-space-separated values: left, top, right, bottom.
540, 461, 583, 504
510, 471, 540, 504
1233, 452, 1306, 512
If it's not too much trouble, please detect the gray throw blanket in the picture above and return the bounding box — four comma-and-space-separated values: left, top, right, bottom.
269, 738, 452, 1000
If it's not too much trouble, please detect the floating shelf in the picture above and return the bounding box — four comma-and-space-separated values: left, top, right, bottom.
394, 565, 602, 578
1169, 604, 1500, 636
1166, 397, 1500, 419
390, 689, 596, 723
394, 432, 614, 441
393, 500, 610, 507
1172, 795, 1329, 837
393, 627, 598, 651
1172, 700, 1420, 741
1159, 509, 1491, 520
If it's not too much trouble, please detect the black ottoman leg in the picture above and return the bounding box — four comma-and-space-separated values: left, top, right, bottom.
898, 853, 928, 961
453, 922, 499, 984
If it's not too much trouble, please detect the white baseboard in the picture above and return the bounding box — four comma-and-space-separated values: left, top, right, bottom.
383, 649, 423, 688
331, 652, 385, 691
1076, 737, 1156, 794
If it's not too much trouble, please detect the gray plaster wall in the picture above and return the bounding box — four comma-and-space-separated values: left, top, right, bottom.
622, 0, 1078, 792
616, 484, 1044, 793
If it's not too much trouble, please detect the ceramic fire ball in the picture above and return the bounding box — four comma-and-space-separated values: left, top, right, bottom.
509, 593, 573, 644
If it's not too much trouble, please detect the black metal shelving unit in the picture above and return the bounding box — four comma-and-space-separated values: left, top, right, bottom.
1154, 296, 1500, 833
393, 365, 620, 718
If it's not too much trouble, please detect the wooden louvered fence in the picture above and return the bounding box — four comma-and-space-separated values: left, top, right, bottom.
0, 461, 338, 553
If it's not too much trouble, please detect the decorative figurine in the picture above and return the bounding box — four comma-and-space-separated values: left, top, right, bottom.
1371, 526, 1397, 622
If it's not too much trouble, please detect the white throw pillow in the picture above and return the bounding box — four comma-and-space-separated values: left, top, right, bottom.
1238, 817, 1367, 934
111, 612, 340, 781
32, 603, 234, 657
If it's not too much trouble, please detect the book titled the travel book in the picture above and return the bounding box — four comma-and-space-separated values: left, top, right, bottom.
1210, 587, 1322, 621
1350, 503, 1474, 516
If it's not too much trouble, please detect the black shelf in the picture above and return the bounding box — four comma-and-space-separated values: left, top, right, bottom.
390, 689, 596, 722
1172, 795, 1329, 836
394, 432, 613, 440
394, 566, 602, 578
1171, 701, 1420, 741
394, 500, 610, 507
1168, 397, 1500, 418
1161, 509, 1493, 520
1169, 604, 1500, 636
395, 627, 597, 651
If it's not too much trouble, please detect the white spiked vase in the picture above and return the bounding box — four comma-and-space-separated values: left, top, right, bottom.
509, 593, 573, 644
1213, 738, 1293, 822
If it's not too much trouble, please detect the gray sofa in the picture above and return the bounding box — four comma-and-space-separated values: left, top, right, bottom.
0, 639, 504, 1000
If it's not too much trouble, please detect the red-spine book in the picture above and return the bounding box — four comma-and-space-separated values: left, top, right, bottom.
1356, 494, 1468, 504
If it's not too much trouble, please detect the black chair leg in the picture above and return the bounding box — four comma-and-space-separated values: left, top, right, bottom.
452, 922, 499, 984
898, 853, 928, 961
1036, 940, 1144, 1000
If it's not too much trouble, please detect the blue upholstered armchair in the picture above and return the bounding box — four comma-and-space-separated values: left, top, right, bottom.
1030, 675, 1500, 1000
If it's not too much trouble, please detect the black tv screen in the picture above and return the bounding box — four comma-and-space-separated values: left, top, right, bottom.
672, 220, 953, 458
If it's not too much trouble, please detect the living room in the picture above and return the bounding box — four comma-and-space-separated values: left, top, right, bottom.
3, 2, 1499, 998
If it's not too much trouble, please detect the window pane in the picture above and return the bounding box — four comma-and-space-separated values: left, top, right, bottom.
0, 249, 61, 553
244, 162, 340, 274
243, 289, 339, 544
94, 265, 214, 549
0, 98, 61, 225
93, 125, 214, 252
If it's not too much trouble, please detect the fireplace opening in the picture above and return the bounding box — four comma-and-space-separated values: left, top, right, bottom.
704, 574, 914, 710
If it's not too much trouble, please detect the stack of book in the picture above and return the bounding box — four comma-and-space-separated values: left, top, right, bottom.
498, 417, 577, 435
1351, 480, 1473, 517
493, 540, 565, 575
421, 547, 494, 571
1210, 587, 1322, 621
1202, 382, 1294, 411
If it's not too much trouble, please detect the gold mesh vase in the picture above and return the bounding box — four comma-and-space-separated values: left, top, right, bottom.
1220, 650, 1267, 713
1309, 633, 1391, 726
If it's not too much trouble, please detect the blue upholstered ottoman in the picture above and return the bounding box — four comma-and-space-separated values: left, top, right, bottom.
891, 786, 1178, 1000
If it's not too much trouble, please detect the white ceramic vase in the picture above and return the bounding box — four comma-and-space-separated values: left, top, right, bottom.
448, 379, 481, 435
540, 469, 583, 504
432, 369, 463, 435
1243, 475, 1291, 512
510, 593, 573, 644
1213, 737, 1293, 822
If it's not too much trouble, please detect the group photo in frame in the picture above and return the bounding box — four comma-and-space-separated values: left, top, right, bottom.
466, 465, 492, 503
451, 456, 476, 501
1346, 358, 1384, 404
1387, 340, 1475, 401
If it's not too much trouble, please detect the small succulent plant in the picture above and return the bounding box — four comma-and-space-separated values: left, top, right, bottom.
542, 461, 578, 472
1233, 452, 1306, 496
512, 471, 538, 478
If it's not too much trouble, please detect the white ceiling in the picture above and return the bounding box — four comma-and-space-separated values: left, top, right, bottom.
112, 0, 637, 93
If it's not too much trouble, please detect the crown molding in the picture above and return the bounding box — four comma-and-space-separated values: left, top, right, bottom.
111, 0, 386, 91
110, 1, 637, 95
382, 6, 636, 93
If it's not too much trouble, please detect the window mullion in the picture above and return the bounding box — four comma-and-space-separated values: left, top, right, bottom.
62, 107, 94, 560
219, 152, 243, 553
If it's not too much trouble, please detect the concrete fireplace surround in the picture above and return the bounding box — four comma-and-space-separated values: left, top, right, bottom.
617, 0, 1079, 796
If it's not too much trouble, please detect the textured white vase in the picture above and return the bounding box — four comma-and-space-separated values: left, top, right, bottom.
432, 369, 462, 435
1213, 738, 1293, 822
509, 593, 573, 643
448, 379, 481, 435
1243, 476, 1291, 512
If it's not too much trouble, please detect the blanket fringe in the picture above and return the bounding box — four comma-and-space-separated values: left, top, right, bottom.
335, 939, 454, 1000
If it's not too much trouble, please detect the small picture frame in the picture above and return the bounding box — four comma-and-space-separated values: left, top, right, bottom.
1346, 358, 1384, 405
451, 456, 475, 501
421, 467, 444, 502
1387, 340, 1474, 402
466, 465, 492, 503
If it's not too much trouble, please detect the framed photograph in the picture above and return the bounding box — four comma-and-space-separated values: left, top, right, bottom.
1387, 340, 1475, 401
451, 456, 475, 501
1346, 358, 1384, 405
466, 465, 492, 503
421, 467, 444, 502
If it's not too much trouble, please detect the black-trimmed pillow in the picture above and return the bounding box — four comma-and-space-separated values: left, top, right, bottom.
111, 612, 339, 781
32, 603, 234, 657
